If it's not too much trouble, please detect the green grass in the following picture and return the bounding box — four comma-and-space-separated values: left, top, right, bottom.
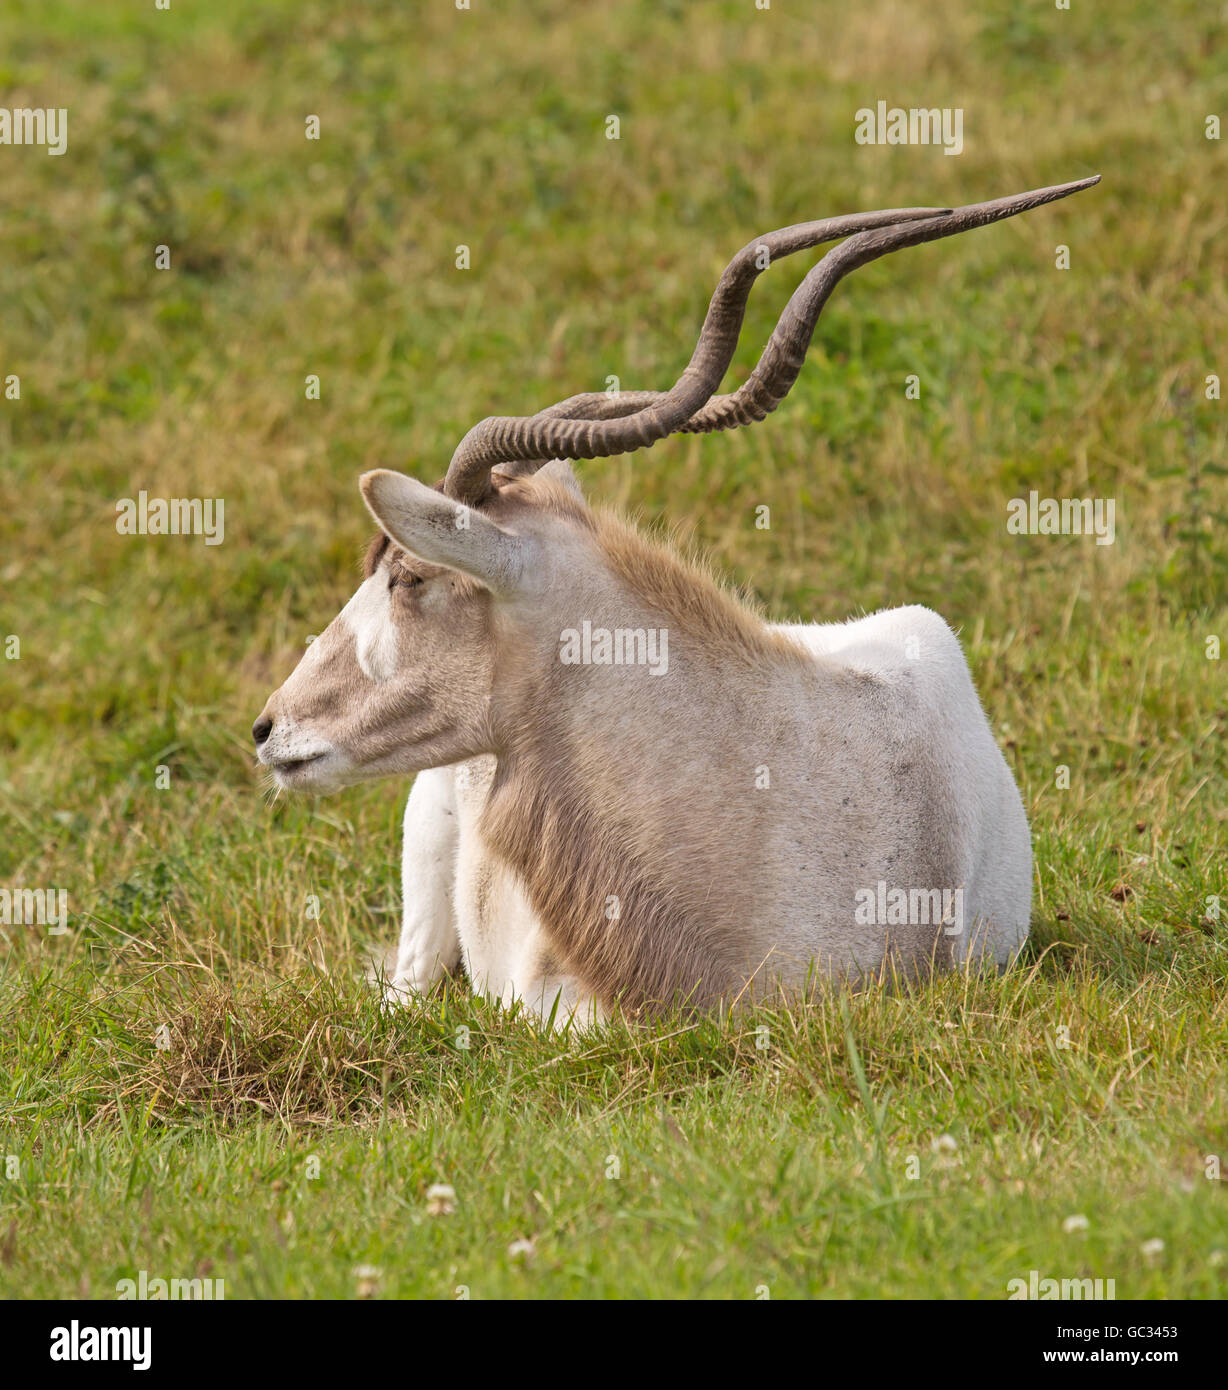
0, 0, 1225, 1299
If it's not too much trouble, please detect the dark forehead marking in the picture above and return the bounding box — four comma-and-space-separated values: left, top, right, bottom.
361, 531, 448, 585
362, 532, 391, 578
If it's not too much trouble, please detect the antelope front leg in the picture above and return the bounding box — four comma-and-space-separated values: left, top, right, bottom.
511, 974, 608, 1033
383, 766, 462, 1004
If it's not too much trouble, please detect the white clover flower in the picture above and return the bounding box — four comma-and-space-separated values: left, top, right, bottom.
426, 1182, 457, 1216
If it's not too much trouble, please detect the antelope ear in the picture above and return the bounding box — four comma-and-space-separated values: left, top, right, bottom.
359, 470, 525, 593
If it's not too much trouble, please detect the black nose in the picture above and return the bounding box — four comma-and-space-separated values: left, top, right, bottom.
252, 715, 273, 746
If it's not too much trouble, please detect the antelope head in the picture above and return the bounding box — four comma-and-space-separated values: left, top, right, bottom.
253, 177, 1098, 793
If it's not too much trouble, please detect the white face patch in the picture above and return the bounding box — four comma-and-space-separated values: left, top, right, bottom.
340, 574, 401, 683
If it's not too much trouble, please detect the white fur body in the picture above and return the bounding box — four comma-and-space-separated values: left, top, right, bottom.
384, 604, 1032, 1024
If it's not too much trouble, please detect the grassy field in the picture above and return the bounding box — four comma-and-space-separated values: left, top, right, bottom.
0, 0, 1225, 1299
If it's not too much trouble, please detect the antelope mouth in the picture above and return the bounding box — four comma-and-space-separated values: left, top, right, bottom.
265, 747, 357, 796
269, 753, 327, 781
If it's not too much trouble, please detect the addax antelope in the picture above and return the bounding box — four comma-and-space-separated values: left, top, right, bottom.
254, 176, 1099, 1025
